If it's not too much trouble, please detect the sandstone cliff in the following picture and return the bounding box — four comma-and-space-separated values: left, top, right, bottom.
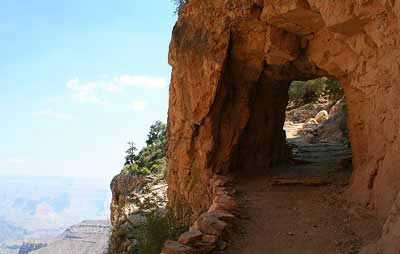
167, 0, 400, 252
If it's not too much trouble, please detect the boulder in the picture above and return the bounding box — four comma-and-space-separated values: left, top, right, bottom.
161, 240, 195, 254
317, 110, 347, 143
178, 230, 203, 245
306, 118, 319, 124
304, 133, 319, 144
329, 99, 345, 116
193, 214, 228, 236
315, 110, 329, 123
209, 195, 238, 212
201, 234, 218, 245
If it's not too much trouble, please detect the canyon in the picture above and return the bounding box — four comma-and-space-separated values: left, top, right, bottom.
30, 220, 110, 254
0, 176, 111, 254
162, 0, 400, 253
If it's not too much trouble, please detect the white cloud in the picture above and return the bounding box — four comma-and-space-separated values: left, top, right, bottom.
66, 78, 99, 103
32, 110, 73, 121
130, 99, 147, 112
66, 74, 167, 104
104, 75, 167, 93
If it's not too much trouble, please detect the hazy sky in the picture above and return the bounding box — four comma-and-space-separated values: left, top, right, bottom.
0, 0, 177, 179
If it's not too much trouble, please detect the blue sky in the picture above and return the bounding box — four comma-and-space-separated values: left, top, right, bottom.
0, 0, 177, 180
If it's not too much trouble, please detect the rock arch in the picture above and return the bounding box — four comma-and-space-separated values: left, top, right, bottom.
167, 0, 400, 251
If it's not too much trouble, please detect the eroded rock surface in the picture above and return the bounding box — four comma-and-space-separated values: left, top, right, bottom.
31, 221, 110, 254
167, 0, 400, 252
109, 173, 167, 254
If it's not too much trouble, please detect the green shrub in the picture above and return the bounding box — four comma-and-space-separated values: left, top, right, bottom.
135, 211, 187, 254
288, 81, 307, 100
325, 79, 343, 101
122, 121, 167, 177
122, 163, 151, 176
289, 77, 343, 103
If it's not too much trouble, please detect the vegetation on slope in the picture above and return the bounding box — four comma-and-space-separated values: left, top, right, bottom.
135, 210, 186, 254
122, 121, 167, 176
289, 77, 343, 107
286, 77, 346, 123
115, 120, 187, 254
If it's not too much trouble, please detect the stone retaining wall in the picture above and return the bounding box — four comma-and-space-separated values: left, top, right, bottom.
161, 175, 237, 254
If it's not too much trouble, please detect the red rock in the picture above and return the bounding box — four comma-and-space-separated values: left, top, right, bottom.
201, 234, 218, 244
262, 0, 324, 35
205, 210, 235, 222
178, 230, 203, 245
209, 195, 238, 212
360, 192, 400, 254
161, 240, 195, 254
167, 1, 400, 252
264, 26, 300, 65
193, 214, 228, 236
211, 175, 232, 186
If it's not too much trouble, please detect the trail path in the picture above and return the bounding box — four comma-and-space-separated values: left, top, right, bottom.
227, 124, 382, 254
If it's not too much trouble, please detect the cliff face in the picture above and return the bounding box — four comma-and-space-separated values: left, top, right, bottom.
109, 173, 168, 254
109, 174, 146, 254
167, 0, 400, 251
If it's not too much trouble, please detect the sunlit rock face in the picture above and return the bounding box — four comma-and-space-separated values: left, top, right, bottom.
167, 0, 400, 252
109, 173, 168, 254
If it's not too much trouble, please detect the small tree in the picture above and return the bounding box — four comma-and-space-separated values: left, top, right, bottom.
146, 121, 167, 146
172, 0, 187, 14
124, 142, 137, 166
122, 121, 168, 176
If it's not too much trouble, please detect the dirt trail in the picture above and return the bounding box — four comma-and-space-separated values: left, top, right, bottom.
227, 126, 383, 254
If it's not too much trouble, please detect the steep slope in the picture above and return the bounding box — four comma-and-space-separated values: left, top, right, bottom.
109, 173, 167, 254
108, 121, 169, 254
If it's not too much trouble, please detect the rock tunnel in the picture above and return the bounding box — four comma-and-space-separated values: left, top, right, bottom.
166, 0, 400, 249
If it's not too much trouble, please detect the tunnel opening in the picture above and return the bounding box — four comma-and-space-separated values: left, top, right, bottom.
228, 75, 384, 254
231, 67, 353, 182
272, 77, 353, 183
